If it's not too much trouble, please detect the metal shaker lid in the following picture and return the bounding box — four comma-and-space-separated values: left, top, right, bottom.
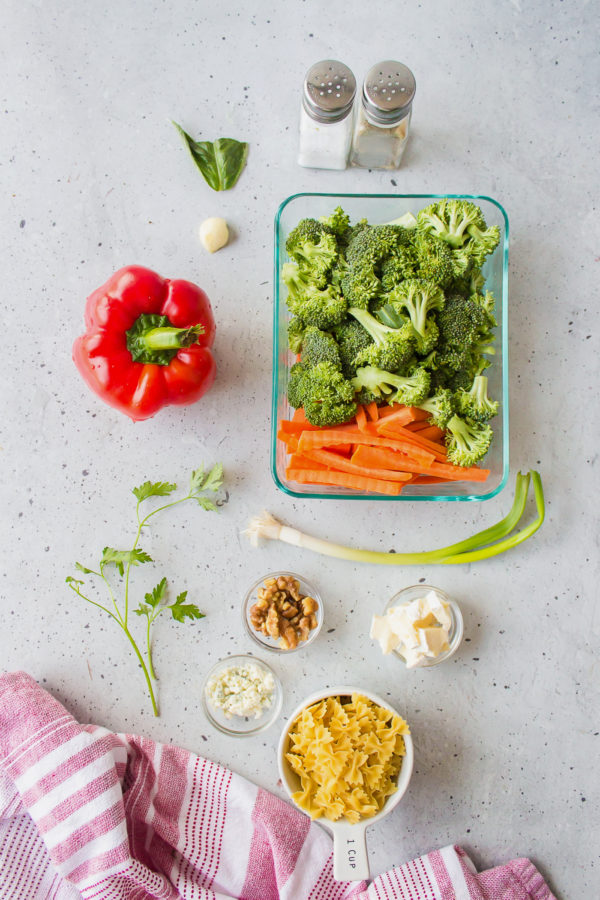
303, 60, 356, 124
362, 61, 416, 125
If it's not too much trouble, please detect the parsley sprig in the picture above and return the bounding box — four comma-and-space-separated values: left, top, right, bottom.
66, 463, 224, 716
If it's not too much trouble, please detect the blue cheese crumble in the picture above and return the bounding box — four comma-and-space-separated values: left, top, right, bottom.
206, 663, 275, 719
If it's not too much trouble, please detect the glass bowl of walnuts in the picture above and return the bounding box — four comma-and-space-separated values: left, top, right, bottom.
242, 572, 323, 653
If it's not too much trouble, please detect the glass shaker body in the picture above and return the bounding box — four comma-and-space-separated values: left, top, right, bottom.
350, 107, 412, 170
298, 60, 356, 170
350, 61, 416, 170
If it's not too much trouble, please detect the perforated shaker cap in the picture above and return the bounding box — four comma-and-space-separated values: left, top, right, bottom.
303, 60, 357, 124
362, 61, 416, 125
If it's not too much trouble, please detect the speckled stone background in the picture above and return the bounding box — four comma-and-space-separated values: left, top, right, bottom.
1, 1, 598, 896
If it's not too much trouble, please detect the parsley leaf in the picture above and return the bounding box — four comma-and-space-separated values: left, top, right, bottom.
144, 577, 167, 609
190, 462, 223, 495
101, 546, 153, 576
66, 576, 84, 587
75, 562, 96, 575
170, 591, 204, 623
132, 481, 177, 502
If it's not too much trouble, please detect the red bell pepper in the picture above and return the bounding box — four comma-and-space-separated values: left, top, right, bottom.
73, 266, 216, 421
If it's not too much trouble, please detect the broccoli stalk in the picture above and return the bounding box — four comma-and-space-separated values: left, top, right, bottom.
352, 365, 431, 407
454, 375, 499, 423
348, 306, 415, 373
445, 414, 493, 467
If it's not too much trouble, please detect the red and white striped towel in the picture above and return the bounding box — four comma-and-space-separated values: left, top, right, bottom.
0, 672, 555, 900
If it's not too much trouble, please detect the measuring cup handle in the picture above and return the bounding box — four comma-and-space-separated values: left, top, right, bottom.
333, 823, 369, 882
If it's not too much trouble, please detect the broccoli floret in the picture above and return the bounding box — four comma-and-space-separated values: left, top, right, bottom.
388, 279, 445, 354
352, 365, 431, 407
287, 362, 308, 409
340, 264, 382, 310
414, 234, 456, 288
380, 243, 419, 291
287, 317, 306, 354
285, 219, 339, 280
301, 326, 341, 369
435, 293, 489, 372
416, 199, 486, 249
451, 265, 484, 296
334, 319, 374, 378
348, 307, 416, 373
283, 262, 347, 329
417, 200, 500, 266
471, 290, 497, 329
418, 389, 455, 429
454, 375, 499, 423
345, 224, 402, 267
301, 362, 357, 427
464, 222, 500, 264
445, 414, 492, 467
319, 206, 351, 238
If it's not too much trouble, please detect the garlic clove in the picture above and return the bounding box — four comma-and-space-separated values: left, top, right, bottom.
199, 217, 229, 253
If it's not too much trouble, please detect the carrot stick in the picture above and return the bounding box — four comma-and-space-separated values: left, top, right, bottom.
302, 448, 412, 482
297, 428, 435, 466
292, 408, 311, 424
279, 420, 320, 434
350, 445, 436, 475
411, 425, 445, 442
365, 402, 379, 422
350, 445, 489, 482
288, 453, 329, 471
285, 467, 404, 496
355, 405, 369, 433
376, 422, 448, 459
277, 429, 299, 449
427, 461, 490, 482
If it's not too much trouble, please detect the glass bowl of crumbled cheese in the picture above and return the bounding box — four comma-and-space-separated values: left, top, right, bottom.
371, 585, 464, 668
202, 654, 283, 736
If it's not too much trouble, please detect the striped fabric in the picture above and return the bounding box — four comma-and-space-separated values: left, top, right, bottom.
0, 673, 555, 900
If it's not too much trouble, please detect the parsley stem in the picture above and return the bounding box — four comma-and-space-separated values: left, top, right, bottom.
120, 624, 159, 716
67, 584, 122, 626
146, 615, 157, 680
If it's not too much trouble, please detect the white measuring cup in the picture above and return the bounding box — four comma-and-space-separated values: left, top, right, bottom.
277, 686, 414, 882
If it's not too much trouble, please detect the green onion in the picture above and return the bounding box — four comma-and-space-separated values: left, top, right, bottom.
244, 471, 544, 566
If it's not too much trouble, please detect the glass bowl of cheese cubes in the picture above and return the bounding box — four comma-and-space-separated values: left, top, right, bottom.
371, 585, 464, 668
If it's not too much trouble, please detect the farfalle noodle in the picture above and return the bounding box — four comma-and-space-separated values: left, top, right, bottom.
285, 693, 409, 823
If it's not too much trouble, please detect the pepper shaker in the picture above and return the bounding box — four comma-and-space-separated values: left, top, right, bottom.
298, 60, 357, 170
350, 61, 416, 169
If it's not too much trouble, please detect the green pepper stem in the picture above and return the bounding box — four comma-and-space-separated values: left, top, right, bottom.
142, 325, 203, 351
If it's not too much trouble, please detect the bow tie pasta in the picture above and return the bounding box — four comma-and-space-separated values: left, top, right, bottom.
286, 693, 409, 823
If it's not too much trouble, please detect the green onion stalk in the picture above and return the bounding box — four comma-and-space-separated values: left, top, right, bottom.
244, 471, 544, 565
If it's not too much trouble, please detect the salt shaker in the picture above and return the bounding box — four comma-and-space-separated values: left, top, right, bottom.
298, 60, 356, 170
350, 61, 416, 169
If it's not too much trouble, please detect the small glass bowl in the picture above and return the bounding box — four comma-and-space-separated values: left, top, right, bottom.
383, 585, 464, 668
201, 654, 283, 737
242, 572, 324, 654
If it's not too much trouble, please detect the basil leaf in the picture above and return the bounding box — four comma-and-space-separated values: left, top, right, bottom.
173, 123, 248, 191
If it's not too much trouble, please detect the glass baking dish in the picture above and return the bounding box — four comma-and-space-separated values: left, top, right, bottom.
271, 193, 509, 501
